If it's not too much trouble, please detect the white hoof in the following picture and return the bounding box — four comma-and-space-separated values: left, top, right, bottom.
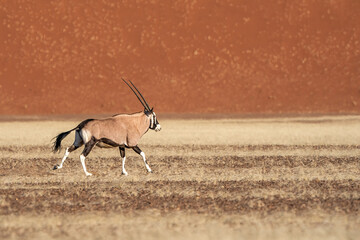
85, 172, 92, 176
122, 171, 128, 176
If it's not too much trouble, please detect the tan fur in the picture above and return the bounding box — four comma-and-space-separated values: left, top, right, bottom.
82, 112, 150, 147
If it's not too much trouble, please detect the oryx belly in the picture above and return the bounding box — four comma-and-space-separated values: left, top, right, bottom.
96, 142, 116, 148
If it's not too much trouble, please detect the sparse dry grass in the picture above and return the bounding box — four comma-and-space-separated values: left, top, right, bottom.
0, 116, 359, 240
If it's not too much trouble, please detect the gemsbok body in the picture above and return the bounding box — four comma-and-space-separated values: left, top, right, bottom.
52, 79, 161, 176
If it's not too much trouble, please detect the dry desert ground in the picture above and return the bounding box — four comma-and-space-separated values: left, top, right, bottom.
0, 115, 359, 240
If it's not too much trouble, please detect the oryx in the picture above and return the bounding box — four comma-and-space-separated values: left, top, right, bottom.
52, 79, 161, 176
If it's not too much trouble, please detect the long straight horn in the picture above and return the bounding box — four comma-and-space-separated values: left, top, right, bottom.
122, 78, 149, 110
129, 80, 151, 111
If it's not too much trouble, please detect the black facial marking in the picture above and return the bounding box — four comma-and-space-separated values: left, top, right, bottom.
148, 114, 156, 130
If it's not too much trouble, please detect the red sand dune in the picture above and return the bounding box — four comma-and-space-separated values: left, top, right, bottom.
0, 0, 359, 115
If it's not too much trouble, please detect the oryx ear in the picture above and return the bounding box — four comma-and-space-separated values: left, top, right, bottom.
151, 107, 153, 112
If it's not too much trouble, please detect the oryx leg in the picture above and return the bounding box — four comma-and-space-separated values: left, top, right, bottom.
119, 147, 128, 176
54, 130, 83, 170
80, 137, 96, 176
133, 146, 152, 173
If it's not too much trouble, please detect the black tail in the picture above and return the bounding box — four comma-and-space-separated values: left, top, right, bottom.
52, 128, 76, 153
52, 118, 95, 153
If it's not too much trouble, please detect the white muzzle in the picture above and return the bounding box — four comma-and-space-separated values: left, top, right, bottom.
155, 124, 161, 132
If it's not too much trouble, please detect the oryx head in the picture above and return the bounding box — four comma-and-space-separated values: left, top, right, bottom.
122, 78, 161, 132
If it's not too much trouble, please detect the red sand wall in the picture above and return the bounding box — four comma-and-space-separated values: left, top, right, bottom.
0, 0, 359, 115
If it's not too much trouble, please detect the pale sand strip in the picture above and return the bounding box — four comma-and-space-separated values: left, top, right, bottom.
0, 116, 359, 146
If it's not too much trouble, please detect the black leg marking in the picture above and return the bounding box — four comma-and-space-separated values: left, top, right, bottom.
119, 146, 128, 175
68, 144, 80, 152
82, 137, 97, 157
133, 145, 152, 173
119, 147, 125, 158
80, 137, 97, 176
132, 145, 142, 155
53, 143, 80, 170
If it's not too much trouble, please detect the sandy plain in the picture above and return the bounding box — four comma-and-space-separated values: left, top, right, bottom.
0, 115, 359, 240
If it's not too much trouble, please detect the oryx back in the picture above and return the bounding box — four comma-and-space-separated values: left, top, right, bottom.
81, 112, 150, 148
